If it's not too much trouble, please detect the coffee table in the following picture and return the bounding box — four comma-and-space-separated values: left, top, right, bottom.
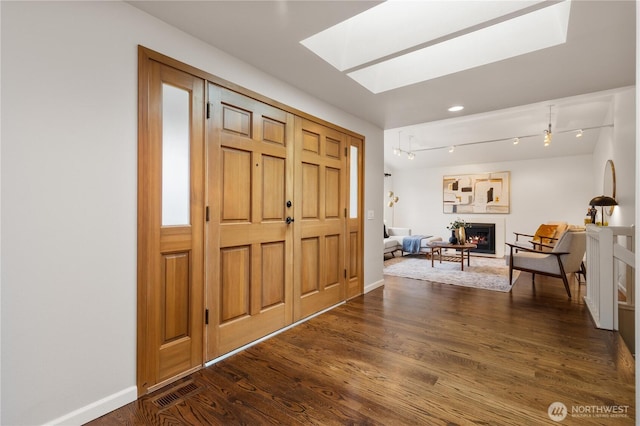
427, 242, 477, 271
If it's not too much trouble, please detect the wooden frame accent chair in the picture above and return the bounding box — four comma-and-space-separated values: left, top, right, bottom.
506, 229, 586, 298
513, 222, 569, 252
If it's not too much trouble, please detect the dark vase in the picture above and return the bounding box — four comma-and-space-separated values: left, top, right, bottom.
449, 230, 458, 244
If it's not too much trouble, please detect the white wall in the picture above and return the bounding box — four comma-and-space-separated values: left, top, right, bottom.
0, 1, 384, 424
386, 155, 595, 251
592, 87, 636, 227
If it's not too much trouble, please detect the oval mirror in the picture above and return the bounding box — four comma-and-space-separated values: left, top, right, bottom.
603, 159, 616, 215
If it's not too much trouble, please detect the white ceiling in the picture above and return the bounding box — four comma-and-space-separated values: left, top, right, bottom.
384, 88, 620, 168
127, 0, 635, 169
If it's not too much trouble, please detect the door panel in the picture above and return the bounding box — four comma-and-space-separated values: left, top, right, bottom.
220, 246, 251, 321
325, 167, 341, 217
262, 156, 286, 220
261, 242, 286, 307
294, 118, 346, 320
138, 59, 204, 394
207, 85, 294, 359
325, 136, 342, 159
221, 148, 251, 221
325, 235, 340, 286
301, 237, 320, 295
302, 163, 320, 218
163, 252, 190, 340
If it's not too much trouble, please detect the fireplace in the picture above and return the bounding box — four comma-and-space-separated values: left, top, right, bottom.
465, 223, 496, 254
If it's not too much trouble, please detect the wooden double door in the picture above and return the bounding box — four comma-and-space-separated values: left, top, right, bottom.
207, 84, 351, 356
138, 52, 363, 394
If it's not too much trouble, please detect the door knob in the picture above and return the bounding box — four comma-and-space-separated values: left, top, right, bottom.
286, 216, 295, 224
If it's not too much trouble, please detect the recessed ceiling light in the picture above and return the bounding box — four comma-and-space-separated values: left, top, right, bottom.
448, 106, 464, 112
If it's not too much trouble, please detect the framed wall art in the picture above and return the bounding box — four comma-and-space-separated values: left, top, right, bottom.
443, 171, 510, 214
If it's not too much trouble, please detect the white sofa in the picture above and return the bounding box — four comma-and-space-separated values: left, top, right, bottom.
384, 227, 411, 256
384, 227, 442, 257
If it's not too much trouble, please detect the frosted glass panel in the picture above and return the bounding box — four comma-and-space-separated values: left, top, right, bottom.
350, 145, 358, 218
162, 84, 190, 226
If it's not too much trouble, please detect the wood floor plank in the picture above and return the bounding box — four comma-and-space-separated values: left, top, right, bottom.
89, 271, 635, 425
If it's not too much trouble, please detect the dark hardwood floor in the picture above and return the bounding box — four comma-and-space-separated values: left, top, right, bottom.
89, 271, 635, 425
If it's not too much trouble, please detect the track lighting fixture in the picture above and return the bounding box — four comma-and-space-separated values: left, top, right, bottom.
544, 129, 551, 146
543, 105, 553, 146
393, 132, 416, 160
387, 117, 613, 157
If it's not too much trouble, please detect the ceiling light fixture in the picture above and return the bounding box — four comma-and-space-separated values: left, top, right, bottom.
576, 129, 584, 138
393, 132, 416, 160
448, 105, 464, 112
406, 124, 614, 155
543, 105, 553, 147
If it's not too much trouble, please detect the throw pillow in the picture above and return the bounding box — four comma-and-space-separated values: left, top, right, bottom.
384, 224, 389, 238
532, 224, 558, 244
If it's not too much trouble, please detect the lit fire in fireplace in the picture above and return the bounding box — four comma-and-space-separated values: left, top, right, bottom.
464, 223, 496, 254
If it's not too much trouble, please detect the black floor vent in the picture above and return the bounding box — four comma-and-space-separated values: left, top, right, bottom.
154, 392, 180, 408
152, 381, 199, 409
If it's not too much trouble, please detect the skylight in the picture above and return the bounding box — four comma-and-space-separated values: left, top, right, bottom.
301, 0, 572, 94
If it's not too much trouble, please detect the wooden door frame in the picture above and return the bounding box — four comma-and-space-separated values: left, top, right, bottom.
137, 46, 366, 395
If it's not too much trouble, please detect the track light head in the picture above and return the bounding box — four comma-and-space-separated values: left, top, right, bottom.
543, 106, 553, 146
544, 129, 552, 147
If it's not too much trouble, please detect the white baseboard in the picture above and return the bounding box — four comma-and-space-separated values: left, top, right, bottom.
365, 279, 384, 293
48, 385, 137, 426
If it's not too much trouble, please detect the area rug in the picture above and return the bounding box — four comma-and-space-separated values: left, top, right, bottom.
383, 255, 519, 292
